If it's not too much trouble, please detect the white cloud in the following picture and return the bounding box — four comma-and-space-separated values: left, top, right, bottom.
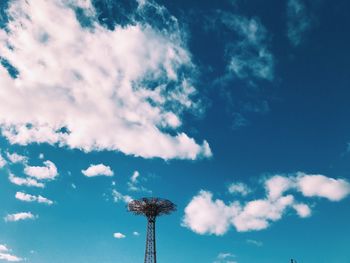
219, 13, 274, 81
0, 245, 8, 252
113, 232, 126, 239
8, 173, 45, 188
293, 203, 311, 218
127, 170, 152, 193
228, 182, 250, 196
265, 175, 293, 200
132, 231, 140, 236
15, 191, 53, 205
232, 195, 294, 232
131, 171, 140, 184
183, 173, 350, 235
112, 190, 133, 204
82, 164, 113, 177
6, 152, 28, 164
0, 0, 211, 160
0, 153, 6, 168
38, 153, 44, 159
246, 239, 263, 247
0, 245, 23, 262
182, 190, 238, 235
4, 212, 37, 222
0, 253, 22, 262
213, 252, 237, 263
296, 173, 350, 201
24, 160, 58, 180
265, 173, 350, 202
287, 0, 313, 46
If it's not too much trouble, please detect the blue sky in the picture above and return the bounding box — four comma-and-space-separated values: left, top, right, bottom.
0, 0, 350, 262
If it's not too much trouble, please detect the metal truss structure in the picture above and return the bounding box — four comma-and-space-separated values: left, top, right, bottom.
128, 197, 176, 263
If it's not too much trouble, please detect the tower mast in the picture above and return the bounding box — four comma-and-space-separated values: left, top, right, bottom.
128, 197, 176, 263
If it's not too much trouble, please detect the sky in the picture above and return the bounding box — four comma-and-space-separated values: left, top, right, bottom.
0, 0, 350, 262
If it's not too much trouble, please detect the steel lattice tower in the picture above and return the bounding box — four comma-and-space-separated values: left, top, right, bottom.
128, 197, 176, 263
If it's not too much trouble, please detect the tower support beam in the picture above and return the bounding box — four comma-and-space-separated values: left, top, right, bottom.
145, 217, 156, 263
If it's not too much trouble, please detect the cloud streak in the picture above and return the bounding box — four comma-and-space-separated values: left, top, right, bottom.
0, 244, 23, 262
8, 173, 45, 188
4, 212, 37, 222
15, 191, 53, 205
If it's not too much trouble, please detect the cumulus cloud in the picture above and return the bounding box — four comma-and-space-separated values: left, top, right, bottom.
0, 0, 211, 160
228, 182, 251, 196
218, 12, 274, 81
82, 164, 113, 177
112, 190, 133, 204
6, 152, 28, 164
296, 172, 350, 201
15, 191, 53, 205
292, 203, 311, 218
183, 173, 350, 235
265, 175, 293, 200
113, 232, 126, 239
265, 173, 350, 202
232, 195, 294, 232
4, 212, 37, 222
8, 173, 45, 188
0, 245, 22, 262
24, 160, 58, 180
287, 0, 313, 46
182, 190, 238, 235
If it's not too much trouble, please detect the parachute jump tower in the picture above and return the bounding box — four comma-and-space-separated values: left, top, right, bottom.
128, 197, 176, 263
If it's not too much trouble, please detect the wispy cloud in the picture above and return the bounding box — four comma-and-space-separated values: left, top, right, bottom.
4, 212, 37, 222
15, 191, 53, 205
228, 182, 251, 196
183, 173, 350, 235
0, 153, 6, 168
127, 171, 152, 193
82, 164, 114, 177
0, 0, 211, 160
246, 239, 263, 247
287, 0, 313, 46
5, 152, 28, 164
213, 252, 237, 263
112, 190, 133, 204
218, 12, 274, 81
